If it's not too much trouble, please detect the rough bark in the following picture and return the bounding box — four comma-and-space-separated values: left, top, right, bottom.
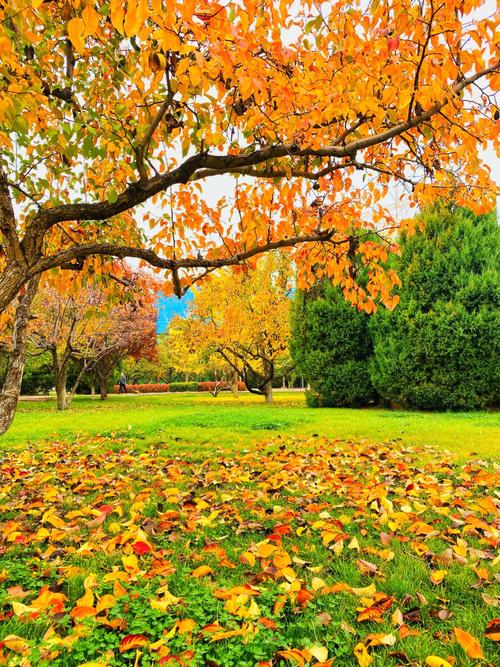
0, 277, 39, 435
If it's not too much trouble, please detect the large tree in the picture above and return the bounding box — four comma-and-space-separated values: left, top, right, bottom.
0, 0, 498, 427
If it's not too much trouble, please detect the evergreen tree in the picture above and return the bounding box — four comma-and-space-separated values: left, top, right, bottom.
291, 282, 377, 407
370, 205, 499, 410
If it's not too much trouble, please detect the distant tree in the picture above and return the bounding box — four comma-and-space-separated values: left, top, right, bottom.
370, 205, 500, 410
291, 282, 377, 407
163, 254, 292, 403
91, 275, 158, 400
27, 271, 158, 408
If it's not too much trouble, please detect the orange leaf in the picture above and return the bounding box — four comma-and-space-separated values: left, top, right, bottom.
357, 595, 394, 622
191, 565, 213, 578
119, 634, 148, 653
70, 605, 97, 619
453, 627, 484, 659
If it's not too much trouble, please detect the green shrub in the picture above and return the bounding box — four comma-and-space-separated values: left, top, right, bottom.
291, 281, 377, 407
370, 204, 500, 410
169, 381, 200, 392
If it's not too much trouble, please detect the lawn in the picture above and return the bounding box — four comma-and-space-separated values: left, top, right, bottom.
0, 393, 499, 666
2, 391, 500, 459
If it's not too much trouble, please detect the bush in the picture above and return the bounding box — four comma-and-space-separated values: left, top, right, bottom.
291, 281, 377, 407
112, 383, 170, 393
370, 205, 500, 410
169, 381, 200, 392
198, 381, 246, 392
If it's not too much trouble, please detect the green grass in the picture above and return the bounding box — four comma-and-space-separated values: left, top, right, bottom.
3, 391, 499, 459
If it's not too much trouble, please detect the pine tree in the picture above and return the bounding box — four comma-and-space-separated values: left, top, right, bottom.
370, 205, 499, 410
291, 282, 377, 407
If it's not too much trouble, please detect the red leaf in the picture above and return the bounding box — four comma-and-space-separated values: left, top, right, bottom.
132, 540, 152, 555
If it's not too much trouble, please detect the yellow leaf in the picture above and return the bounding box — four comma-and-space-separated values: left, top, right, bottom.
67, 18, 86, 54
150, 590, 180, 612
453, 627, 485, 660
351, 583, 376, 597
177, 619, 196, 634
82, 5, 100, 38
189, 65, 202, 87
96, 594, 116, 613
310, 645, 329, 662
12, 600, 38, 617
354, 642, 373, 667
311, 577, 326, 591
110, 0, 125, 33
256, 542, 277, 558
122, 554, 139, 573
3, 635, 30, 654
348, 537, 360, 550
114, 580, 127, 598
425, 658, 453, 667
430, 570, 447, 585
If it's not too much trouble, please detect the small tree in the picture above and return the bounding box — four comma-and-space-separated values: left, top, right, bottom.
291, 282, 377, 407
370, 205, 500, 410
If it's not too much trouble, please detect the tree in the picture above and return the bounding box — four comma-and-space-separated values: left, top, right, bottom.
162, 316, 205, 382
291, 281, 377, 407
91, 280, 158, 400
0, 1, 498, 429
172, 254, 292, 403
26, 270, 158, 408
370, 205, 500, 410
27, 284, 112, 409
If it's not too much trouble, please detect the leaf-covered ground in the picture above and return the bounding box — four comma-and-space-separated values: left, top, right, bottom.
0, 437, 499, 666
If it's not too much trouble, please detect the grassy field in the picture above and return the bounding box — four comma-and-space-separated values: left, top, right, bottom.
1, 393, 499, 666
3, 391, 499, 459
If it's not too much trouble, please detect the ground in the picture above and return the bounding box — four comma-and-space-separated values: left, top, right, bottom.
0, 393, 498, 666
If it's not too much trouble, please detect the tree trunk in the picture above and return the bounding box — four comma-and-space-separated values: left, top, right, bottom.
90, 382, 96, 398
99, 373, 109, 401
0, 277, 40, 435
231, 371, 239, 398
66, 362, 87, 408
184, 372, 190, 382
54, 367, 68, 411
263, 380, 273, 404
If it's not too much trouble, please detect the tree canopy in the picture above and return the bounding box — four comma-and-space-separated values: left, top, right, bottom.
0, 0, 498, 316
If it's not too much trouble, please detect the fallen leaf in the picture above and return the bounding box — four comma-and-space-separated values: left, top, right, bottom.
354, 642, 373, 667
453, 626, 484, 659
425, 657, 453, 667
484, 618, 500, 641
119, 635, 148, 653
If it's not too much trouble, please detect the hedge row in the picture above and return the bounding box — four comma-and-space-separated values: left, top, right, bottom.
113, 381, 246, 394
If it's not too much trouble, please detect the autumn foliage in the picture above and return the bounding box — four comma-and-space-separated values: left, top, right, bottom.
0, 437, 498, 665
0, 0, 498, 317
